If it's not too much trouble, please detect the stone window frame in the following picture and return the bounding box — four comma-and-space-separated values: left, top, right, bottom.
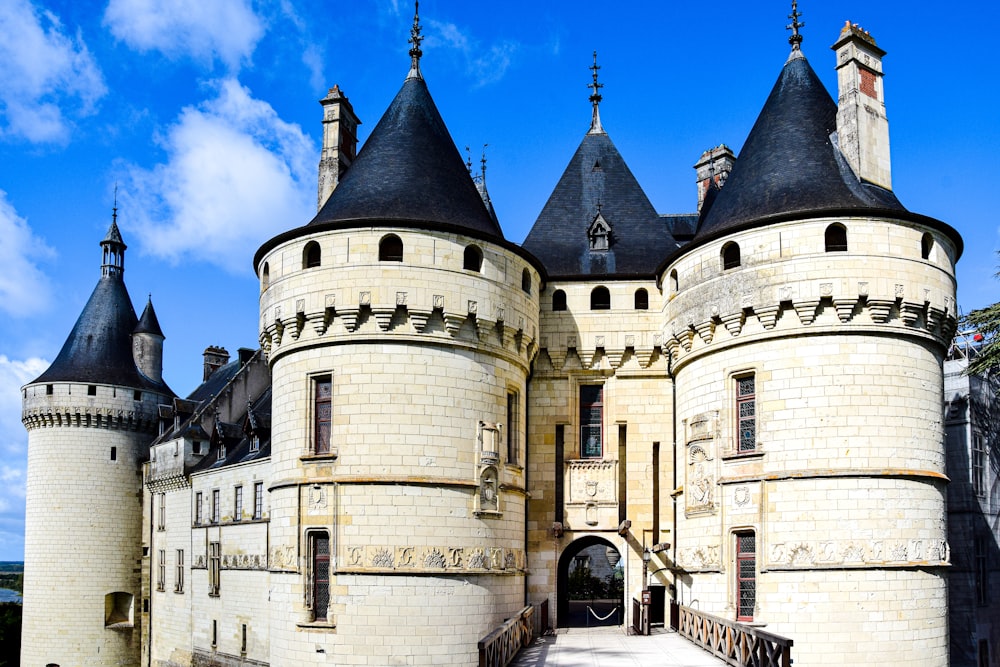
157, 549, 166, 592
824, 223, 848, 252
921, 232, 934, 261
590, 286, 611, 310
734, 529, 756, 622
211, 489, 220, 524
234, 485, 243, 522
552, 289, 567, 311
378, 233, 404, 262
634, 288, 649, 310
579, 384, 605, 459
261, 262, 270, 292
194, 491, 203, 525
253, 481, 264, 520
302, 371, 337, 461
303, 240, 321, 269
304, 529, 333, 625
208, 541, 221, 596
973, 432, 987, 498
464, 244, 483, 272
506, 389, 521, 467
521, 268, 532, 294
175, 549, 184, 593
721, 242, 741, 270
725, 370, 762, 458
157, 493, 166, 531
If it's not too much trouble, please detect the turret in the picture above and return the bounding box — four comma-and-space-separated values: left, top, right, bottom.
832, 21, 892, 189
133, 297, 165, 383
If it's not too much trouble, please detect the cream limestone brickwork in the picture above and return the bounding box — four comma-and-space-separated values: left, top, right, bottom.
662, 215, 957, 666
21, 381, 169, 667
257, 226, 538, 664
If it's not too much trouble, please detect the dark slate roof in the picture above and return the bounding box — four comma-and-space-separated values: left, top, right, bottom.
194, 387, 272, 472
522, 131, 679, 278
32, 275, 172, 394
187, 360, 242, 402
103, 219, 125, 246
309, 76, 502, 240
696, 52, 905, 239
134, 298, 164, 337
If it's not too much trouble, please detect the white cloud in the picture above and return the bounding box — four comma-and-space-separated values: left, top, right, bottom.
0, 0, 106, 143
426, 20, 519, 87
0, 191, 54, 316
104, 0, 263, 70
121, 79, 316, 273
0, 355, 48, 560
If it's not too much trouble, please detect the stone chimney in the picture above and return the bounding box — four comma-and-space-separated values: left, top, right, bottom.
317, 85, 361, 210
203, 346, 229, 381
832, 22, 891, 190
694, 145, 735, 211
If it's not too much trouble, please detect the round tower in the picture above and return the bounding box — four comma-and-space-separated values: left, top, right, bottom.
254, 13, 541, 665
662, 27, 961, 667
21, 219, 173, 667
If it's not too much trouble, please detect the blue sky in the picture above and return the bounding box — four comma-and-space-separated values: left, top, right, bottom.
0, 0, 997, 560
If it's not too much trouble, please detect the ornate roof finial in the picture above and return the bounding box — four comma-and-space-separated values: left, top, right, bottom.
588, 51, 605, 135
465, 145, 473, 174
480, 144, 488, 184
407, 1, 423, 80
112, 182, 119, 225
786, 0, 804, 52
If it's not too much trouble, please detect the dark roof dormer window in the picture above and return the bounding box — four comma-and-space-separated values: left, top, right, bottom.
588, 212, 612, 252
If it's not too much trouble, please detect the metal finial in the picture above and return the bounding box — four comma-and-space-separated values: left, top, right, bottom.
588, 51, 605, 134
465, 145, 472, 174
407, 1, 423, 78
786, 0, 804, 51
480, 144, 488, 183
112, 182, 119, 224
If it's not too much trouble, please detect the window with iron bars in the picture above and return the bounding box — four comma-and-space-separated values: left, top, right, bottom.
736, 531, 755, 622
736, 375, 756, 453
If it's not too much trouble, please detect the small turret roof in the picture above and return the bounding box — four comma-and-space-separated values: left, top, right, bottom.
134, 297, 164, 337
695, 53, 904, 239
308, 76, 502, 240
102, 219, 125, 247
523, 131, 678, 278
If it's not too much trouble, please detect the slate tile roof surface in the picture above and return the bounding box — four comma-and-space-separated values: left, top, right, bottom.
523, 131, 679, 278
32, 274, 173, 395
695, 52, 905, 240
134, 298, 164, 336
310, 75, 503, 241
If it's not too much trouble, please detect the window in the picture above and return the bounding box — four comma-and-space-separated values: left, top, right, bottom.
234, 486, 243, 522
975, 535, 988, 606
194, 491, 203, 525
211, 489, 220, 524
736, 374, 757, 453
46, 384, 53, 395
249, 434, 260, 453
590, 286, 610, 310
580, 385, 604, 458
175, 549, 184, 593
217, 442, 226, 461
241, 623, 248, 655
110, 446, 117, 461
521, 268, 531, 294
735, 531, 756, 621
309, 532, 331, 621
506, 391, 520, 466
979, 640, 990, 667
303, 241, 321, 268
973, 433, 986, 498
261, 262, 270, 291
88, 384, 97, 396
464, 245, 483, 271
722, 242, 741, 270
314, 376, 332, 454
209, 542, 221, 596
379, 234, 403, 261
157, 550, 166, 591
552, 289, 567, 311
253, 481, 264, 520
825, 223, 847, 252
211, 619, 218, 647
634, 288, 648, 310
134, 390, 142, 401
157, 493, 166, 531
921, 233, 934, 260
669, 269, 679, 294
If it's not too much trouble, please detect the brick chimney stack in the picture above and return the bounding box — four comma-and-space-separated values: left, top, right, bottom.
317, 85, 361, 210
694, 145, 735, 211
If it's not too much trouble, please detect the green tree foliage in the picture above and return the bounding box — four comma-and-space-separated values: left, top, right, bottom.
962, 258, 1000, 377
0, 603, 21, 667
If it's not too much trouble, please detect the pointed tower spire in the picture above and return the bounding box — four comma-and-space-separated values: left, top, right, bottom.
588, 51, 605, 135
786, 1, 805, 58
407, 1, 423, 80
101, 195, 126, 278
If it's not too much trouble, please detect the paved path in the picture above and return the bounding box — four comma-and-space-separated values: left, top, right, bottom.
511, 626, 727, 667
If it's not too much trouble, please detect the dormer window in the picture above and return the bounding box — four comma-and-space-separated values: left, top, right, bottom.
588, 212, 612, 251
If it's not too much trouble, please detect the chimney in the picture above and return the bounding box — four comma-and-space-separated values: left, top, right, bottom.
203, 346, 229, 381
694, 145, 735, 211
832, 22, 892, 190
317, 85, 361, 210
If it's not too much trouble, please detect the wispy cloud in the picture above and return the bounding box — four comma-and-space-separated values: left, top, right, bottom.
0, 0, 106, 143
120, 79, 316, 274
103, 0, 264, 70
0, 355, 48, 560
0, 191, 54, 317
426, 20, 520, 87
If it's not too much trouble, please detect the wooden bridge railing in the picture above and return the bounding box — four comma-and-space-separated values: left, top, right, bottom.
478, 604, 535, 667
671, 602, 793, 667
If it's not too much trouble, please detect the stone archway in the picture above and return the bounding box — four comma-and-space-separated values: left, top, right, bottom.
557, 535, 624, 627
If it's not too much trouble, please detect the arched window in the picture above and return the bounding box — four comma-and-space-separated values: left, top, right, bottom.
552, 290, 567, 312
521, 268, 531, 294
261, 262, 270, 291
825, 224, 847, 252
921, 233, 934, 260
591, 286, 611, 310
634, 288, 649, 310
669, 269, 679, 293
464, 245, 483, 272
722, 242, 741, 270
379, 234, 403, 262
303, 241, 321, 268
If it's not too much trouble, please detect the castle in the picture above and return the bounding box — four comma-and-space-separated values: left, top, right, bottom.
20, 8, 975, 667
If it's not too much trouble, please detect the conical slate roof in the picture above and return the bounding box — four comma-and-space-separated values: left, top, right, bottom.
696, 52, 904, 239
523, 131, 678, 277
309, 76, 502, 240
134, 297, 164, 337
